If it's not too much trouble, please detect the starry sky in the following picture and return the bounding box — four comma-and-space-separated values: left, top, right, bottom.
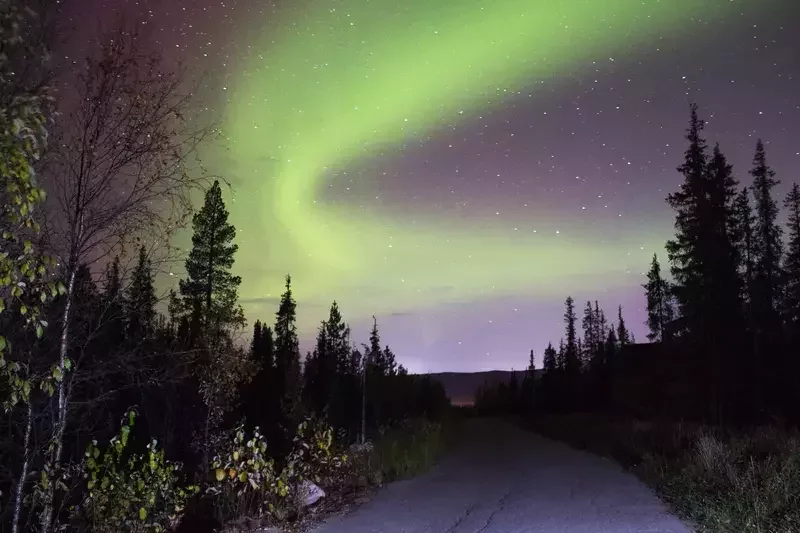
64, 0, 798, 373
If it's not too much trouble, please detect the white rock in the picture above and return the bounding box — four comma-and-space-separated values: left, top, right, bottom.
299, 480, 325, 507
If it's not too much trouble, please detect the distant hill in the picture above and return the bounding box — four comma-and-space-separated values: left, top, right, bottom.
427, 370, 542, 406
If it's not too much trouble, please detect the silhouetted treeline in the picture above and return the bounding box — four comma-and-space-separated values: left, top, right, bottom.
477, 104, 800, 427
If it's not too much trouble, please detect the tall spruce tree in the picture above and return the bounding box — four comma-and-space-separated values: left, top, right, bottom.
127, 246, 157, 339
666, 104, 709, 328
325, 301, 351, 376
178, 180, 244, 343
274, 275, 301, 419
732, 187, 755, 307
594, 301, 607, 348
666, 106, 745, 422
616, 306, 631, 347
581, 301, 596, 368
251, 320, 263, 358
643, 254, 674, 342
305, 321, 329, 415
783, 183, 800, 340
750, 139, 783, 326
563, 296, 580, 376
365, 316, 384, 374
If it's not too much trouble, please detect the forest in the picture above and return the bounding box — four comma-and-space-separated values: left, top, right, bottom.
0, 6, 448, 533
477, 102, 800, 426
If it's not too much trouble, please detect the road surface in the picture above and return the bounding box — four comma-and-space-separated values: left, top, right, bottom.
311, 418, 692, 533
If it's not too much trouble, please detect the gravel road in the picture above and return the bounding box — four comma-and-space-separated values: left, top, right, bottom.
311, 418, 692, 533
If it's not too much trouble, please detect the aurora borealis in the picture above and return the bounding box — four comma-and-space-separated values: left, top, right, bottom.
68, 0, 798, 372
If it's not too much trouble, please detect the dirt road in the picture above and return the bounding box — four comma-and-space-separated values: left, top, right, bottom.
311, 418, 691, 533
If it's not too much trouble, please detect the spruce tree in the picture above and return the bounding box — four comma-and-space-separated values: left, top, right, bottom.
595, 301, 607, 348
643, 253, 674, 342
305, 321, 328, 415
382, 346, 398, 376
274, 275, 301, 418
178, 180, 244, 343
102, 256, 126, 347
581, 301, 596, 368
257, 324, 274, 368
666, 108, 742, 340
666, 103, 709, 327
527, 350, 536, 378
616, 306, 630, 347
127, 246, 157, 339
542, 343, 557, 374
325, 301, 351, 377
783, 183, 800, 340
557, 338, 565, 371
750, 139, 783, 326
366, 316, 384, 375
563, 297, 580, 376
251, 320, 263, 358
706, 144, 744, 313
732, 187, 755, 305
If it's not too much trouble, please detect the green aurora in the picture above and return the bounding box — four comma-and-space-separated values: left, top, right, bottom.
218, 0, 737, 331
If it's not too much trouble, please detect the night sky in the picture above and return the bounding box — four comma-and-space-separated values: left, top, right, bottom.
64, 0, 799, 373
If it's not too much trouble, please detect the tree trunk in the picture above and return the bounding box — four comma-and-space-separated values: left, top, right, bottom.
40, 263, 77, 533
11, 399, 34, 533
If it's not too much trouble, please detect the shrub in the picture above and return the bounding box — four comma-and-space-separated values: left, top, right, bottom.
71, 409, 198, 533
208, 416, 348, 527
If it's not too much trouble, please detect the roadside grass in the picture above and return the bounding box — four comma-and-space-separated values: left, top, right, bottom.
531, 414, 800, 533
370, 413, 463, 483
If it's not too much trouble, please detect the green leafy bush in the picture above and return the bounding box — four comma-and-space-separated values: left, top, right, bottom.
208, 416, 348, 526
72, 409, 198, 533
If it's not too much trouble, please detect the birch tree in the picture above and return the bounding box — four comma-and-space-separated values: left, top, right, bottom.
39, 20, 212, 531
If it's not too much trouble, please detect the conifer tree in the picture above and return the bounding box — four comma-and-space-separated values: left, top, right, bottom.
127, 246, 157, 339
563, 297, 580, 376
274, 275, 301, 418
783, 183, 800, 340
750, 139, 783, 326
251, 320, 263, 358
666, 107, 745, 421
542, 343, 557, 374
257, 324, 274, 368
732, 187, 755, 304
527, 350, 536, 378
643, 254, 674, 342
305, 321, 329, 415
666, 107, 742, 339
382, 346, 398, 377
178, 180, 244, 343
581, 301, 596, 368
102, 256, 126, 347
666, 104, 709, 327
616, 306, 630, 347
594, 301, 607, 348
366, 316, 384, 375
325, 301, 351, 377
